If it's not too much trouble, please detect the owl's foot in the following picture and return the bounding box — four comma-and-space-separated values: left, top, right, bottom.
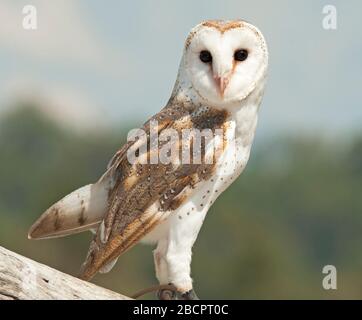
157, 285, 177, 300
157, 284, 200, 300
179, 289, 200, 300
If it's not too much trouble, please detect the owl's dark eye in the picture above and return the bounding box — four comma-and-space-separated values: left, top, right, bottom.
199, 50, 212, 63
234, 49, 248, 62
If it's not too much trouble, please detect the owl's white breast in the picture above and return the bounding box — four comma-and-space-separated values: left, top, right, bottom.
141, 101, 259, 245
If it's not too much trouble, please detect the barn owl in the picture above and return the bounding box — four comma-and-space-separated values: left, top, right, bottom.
28, 20, 268, 300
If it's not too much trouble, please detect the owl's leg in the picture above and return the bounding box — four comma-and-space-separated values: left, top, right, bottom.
154, 235, 199, 300
165, 242, 199, 300
154, 239, 176, 300
162, 216, 202, 300
154, 238, 169, 284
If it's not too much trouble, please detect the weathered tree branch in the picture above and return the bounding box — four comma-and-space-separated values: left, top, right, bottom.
0, 246, 131, 300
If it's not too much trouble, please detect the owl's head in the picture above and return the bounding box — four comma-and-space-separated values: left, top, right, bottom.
182, 20, 268, 106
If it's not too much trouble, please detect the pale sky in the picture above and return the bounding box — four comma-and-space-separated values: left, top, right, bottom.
0, 0, 361, 138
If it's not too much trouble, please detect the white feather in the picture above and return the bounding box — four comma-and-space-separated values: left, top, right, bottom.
28, 173, 113, 239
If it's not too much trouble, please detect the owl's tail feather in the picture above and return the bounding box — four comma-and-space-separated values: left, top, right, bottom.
28, 182, 109, 240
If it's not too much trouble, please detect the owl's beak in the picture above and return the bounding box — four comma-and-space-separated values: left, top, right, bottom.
213, 75, 229, 97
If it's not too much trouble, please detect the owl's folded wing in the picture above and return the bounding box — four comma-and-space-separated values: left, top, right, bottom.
79, 104, 228, 281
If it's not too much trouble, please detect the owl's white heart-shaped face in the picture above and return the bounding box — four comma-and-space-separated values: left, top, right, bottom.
183, 20, 268, 106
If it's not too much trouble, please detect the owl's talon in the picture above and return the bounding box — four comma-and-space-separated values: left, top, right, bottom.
178, 289, 200, 300
157, 288, 177, 300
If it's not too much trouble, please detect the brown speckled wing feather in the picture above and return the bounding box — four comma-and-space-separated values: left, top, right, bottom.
79, 101, 229, 280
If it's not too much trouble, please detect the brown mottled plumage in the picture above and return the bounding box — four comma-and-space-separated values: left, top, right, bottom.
80, 100, 229, 280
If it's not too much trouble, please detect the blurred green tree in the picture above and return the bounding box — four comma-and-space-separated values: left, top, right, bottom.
0, 105, 361, 299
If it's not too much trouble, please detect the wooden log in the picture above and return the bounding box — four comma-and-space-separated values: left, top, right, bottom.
0, 246, 131, 300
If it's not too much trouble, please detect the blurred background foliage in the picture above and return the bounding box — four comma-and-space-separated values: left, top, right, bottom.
0, 104, 362, 299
